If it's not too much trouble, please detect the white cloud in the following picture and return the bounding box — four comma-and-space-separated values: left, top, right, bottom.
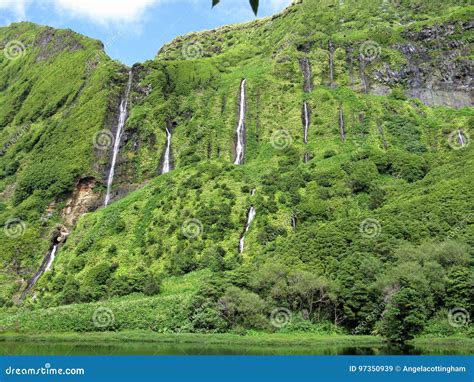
49, 0, 161, 25
0, 0, 28, 20
266, 0, 292, 12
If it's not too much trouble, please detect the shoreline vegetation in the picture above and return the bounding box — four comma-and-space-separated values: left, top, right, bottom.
0, 331, 472, 350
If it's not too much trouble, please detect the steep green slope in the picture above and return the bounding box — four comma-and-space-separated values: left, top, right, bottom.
0, 0, 472, 343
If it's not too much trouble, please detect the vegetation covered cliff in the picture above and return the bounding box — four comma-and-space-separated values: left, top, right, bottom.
0, 0, 472, 343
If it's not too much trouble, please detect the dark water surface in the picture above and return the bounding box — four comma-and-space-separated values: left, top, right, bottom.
0, 341, 468, 356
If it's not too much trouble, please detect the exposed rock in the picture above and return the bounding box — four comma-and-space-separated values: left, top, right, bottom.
61, 177, 99, 226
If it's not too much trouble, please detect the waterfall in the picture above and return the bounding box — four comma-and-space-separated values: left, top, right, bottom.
329, 40, 335, 85
303, 102, 310, 144
291, 215, 297, 230
162, 127, 172, 174
457, 129, 466, 147
339, 107, 346, 142
21, 245, 58, 300
239, 206, 256, 253
299, 57, 313, 93
234, 79, 246, 165
104, 70, 133, 207
251, 188, 256, 196
304, 152, 310, 163
44, 245, 58, 272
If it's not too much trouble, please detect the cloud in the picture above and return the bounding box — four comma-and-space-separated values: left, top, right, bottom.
48, 0, 161, 25
0, 0, 28, 20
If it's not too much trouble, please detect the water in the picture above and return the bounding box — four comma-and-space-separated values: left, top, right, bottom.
104, 71, 133, 207
303, 102, 310, 144
44, 245, 58, 272
239, 206, 256, 253
0, 340, 466, 356
21, 245, 59, 300
162, 127, 172, 174
457, 129, 466, 147
339, 107, 346, 142
234, 79, 246, 165
329, 40, 335, 84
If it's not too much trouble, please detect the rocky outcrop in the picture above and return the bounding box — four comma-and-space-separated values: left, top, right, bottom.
61, 177, 99, 226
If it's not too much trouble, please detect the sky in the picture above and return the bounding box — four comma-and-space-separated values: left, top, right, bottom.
0, 0, 292, 65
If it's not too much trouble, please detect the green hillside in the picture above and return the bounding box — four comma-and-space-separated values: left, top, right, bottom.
0, 0, 472, 344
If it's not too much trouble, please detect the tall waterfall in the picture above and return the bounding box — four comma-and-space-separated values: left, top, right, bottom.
162, 127, 172, 174
303, 101, 310, 144
239, 206, 256, 253
339, 107, 346, 142
299, 57, 313, 93
21, 245, 58, 300
104, 70, 133, 207
329, 40, 335, 85
234, 79, 246, 165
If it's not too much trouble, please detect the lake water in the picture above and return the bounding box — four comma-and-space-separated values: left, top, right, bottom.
0, 341, 467, 356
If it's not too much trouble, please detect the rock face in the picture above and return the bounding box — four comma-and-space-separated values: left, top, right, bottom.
61, 177, 99, 226
371, 21, 473, 108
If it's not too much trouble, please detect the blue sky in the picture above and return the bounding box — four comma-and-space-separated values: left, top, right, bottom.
0, 0, 292, 65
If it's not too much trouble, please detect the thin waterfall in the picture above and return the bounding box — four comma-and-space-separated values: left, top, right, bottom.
304, 152, 310, 163
21, 245, 58, 300
162, 127, 172, 174
239, 206, 256, 254
104, 70, 133, 207
457, 129, 466, 147
339, 107, 346, 142
291, 214, 297, 230
303, 101, 310, 144
234, 79, 246, 165
299, 57, 313, 93
44, 245, 58, 272
329, 40, 335, 85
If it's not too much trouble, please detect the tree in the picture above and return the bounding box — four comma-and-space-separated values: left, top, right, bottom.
212, 0, 259, 15
381, 287, 427, 344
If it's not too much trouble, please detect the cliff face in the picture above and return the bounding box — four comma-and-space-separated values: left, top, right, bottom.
0, 0, 472, 320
